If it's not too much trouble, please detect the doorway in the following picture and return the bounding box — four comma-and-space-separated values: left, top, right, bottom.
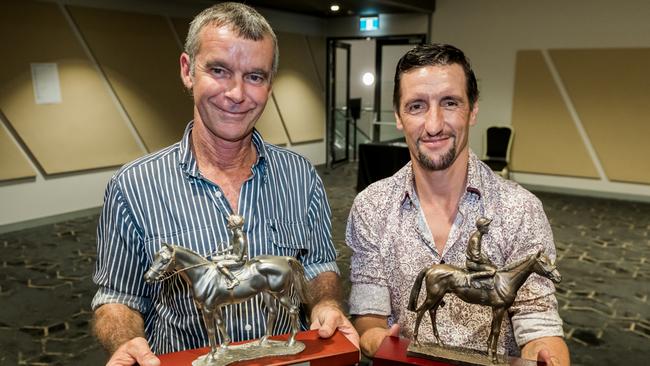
326, 35, 426, 167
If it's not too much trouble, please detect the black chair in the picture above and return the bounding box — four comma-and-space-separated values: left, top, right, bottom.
482, 126, 514, 179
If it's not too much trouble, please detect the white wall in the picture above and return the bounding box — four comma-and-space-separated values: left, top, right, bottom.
0, 1, 328, 229
433, 0, 650, 200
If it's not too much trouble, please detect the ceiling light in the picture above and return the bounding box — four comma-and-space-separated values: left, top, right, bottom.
330, 4, 340, 12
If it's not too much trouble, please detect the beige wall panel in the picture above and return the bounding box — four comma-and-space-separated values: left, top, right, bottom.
69, 6, 192, 152
273, 32, 325, 143
550, 48, 650, 184
255, 96, 288, 145
0, 2, 143, 175
306, 36, 326, 91
0, 123, 35, 181
510, 50, 598, 178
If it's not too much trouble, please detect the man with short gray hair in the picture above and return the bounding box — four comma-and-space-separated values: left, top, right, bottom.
91, 3, 358, 366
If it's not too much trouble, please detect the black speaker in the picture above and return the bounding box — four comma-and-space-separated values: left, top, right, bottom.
349, 98, 361, 120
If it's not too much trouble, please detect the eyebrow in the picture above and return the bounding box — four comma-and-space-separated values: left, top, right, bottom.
204, 60, 270, 78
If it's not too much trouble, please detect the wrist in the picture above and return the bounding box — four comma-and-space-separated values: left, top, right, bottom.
360, 327, 390, 357
311, 299, 344, 317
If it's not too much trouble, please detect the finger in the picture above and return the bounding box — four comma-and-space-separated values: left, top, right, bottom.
309, 319, 321, 330
387, 324, 400, 337
537, 348, 554, 366
336, 319, 360, 348
317, 317, 336, 338
129, 338, 160, 366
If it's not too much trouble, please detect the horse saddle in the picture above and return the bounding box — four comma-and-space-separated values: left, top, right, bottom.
470, 276, 495, 290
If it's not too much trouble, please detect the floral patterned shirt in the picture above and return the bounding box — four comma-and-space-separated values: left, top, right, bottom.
346, 151, 564, 356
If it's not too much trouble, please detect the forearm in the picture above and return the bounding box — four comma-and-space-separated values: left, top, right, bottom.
93, 303, 146, 354
308, 271, 344, 313
521, 336, 570, 366
353, 315, 390, 357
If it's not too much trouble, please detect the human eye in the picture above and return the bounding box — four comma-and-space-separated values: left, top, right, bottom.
245, 73, 266, 85
405, 101, 426, 114
441, 97, 461, 109
211, 67, 229, 77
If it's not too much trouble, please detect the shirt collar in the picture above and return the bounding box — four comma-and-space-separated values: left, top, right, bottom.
399, 150, 484, 210
178, 121, 268, 181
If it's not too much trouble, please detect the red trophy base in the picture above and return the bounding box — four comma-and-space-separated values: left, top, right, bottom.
373, 336, 452, 366
158, 329, 359, 366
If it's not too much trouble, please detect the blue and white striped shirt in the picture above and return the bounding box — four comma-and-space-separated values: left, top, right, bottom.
92, 122, 339, 354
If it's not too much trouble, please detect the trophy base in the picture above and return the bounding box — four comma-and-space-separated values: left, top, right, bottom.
192, 340, 305, 366
158, 329, 359, 366
407, 342, 538, 366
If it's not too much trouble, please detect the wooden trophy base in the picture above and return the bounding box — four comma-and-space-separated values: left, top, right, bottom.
373, 337, 541, 366
373, 336, 451, 366
158, 329, 359, 366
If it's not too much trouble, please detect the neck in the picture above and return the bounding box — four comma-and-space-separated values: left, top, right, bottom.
412, 148, 470, 212
508, 254, 536, 289
192, 121, 257, 172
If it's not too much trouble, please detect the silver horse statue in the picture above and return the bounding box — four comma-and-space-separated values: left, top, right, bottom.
407, 250, 561, 363
144, 243, 310, 363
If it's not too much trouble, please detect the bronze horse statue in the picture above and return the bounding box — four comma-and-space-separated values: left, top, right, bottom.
144, 243, 310, 361
408, 250, 561, 363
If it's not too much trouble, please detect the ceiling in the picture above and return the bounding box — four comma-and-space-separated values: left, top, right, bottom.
184, 0, 436, 17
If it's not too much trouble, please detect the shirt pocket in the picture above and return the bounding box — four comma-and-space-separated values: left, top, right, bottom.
267, 220, 309, 257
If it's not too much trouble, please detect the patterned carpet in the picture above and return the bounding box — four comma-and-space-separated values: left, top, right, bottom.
0, 162, 648, 365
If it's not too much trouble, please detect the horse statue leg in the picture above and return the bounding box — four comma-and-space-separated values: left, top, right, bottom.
201, 308, 219, 359
488, 307, 506, 364
259, 291, 277, 346
427, 297, 444, 345
214, 307, 230, 352
276, 292, 300, 346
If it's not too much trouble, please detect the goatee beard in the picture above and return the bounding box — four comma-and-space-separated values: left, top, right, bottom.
416, 138, 457, 171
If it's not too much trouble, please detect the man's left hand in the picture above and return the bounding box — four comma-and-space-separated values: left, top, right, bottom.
521, 336, 570, 366
310, 301, 360, 349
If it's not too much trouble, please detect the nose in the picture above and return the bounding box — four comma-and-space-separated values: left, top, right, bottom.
225, 77, 245, 103
423, 106, 444, 136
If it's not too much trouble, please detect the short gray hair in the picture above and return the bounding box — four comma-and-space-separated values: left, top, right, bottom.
184, 2, 278, 78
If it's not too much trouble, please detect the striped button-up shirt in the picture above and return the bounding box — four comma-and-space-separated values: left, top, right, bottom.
92, 122, 338, 354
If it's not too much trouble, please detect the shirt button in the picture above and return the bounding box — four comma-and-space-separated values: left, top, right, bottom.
215, 191, 223, 198
245, 324, 252, 331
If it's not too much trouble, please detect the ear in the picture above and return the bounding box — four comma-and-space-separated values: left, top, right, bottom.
180, 52, 194, 90
395, 110, 404, 131
469, 102, 479, 127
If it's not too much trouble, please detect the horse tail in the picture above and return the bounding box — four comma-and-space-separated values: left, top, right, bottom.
408, 266, 429, 312
288, 258, 312, 305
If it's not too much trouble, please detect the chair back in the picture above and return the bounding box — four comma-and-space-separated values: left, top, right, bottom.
484, 126, 513, 162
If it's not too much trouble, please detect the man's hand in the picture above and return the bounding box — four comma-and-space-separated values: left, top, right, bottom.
521, 336, 570, 366
354, 315, 399, 357
310, 301, 360, 348
106, 337, 160, 366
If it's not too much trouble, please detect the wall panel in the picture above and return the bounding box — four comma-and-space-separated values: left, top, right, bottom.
0, 1, 143, 175
0, 121, 35, 181
510, 50, 598, 178
550, 48, 650, 184
273, 32, 325, 143
69, 6, 192, 152
255, 97, 288, 145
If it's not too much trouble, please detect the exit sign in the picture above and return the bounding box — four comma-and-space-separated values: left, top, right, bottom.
360, 16, 379, 31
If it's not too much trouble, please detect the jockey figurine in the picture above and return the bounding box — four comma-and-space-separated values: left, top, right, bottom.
214, 215, 248, 289
465, 217, 498, 286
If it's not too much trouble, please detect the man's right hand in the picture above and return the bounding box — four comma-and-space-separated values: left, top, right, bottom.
106, 337, 160, 366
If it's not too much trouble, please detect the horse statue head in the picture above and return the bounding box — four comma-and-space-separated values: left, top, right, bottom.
532, 249, 562, 283
144, 243, 175, 283
227, 215, 245, 230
